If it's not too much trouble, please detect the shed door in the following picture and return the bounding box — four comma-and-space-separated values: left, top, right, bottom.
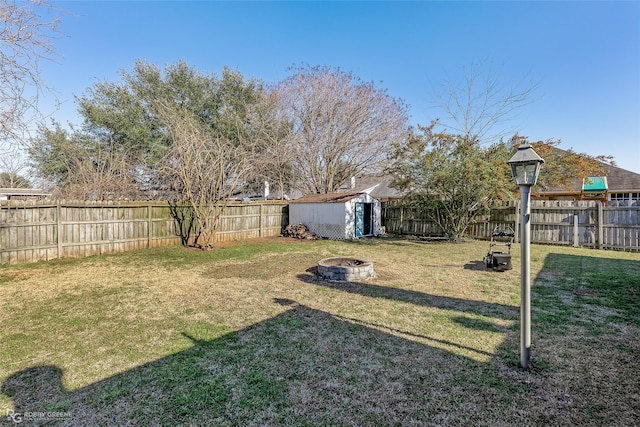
355, 203, 373, 237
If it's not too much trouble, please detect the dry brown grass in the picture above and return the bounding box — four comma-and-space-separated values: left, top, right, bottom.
0, 237, 638, 426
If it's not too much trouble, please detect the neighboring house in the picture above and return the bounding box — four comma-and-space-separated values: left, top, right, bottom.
338, 173, 404, 201
537, 163, 640, 205
0, 188, 50, 201
337, 161, 640, 206
231, 181, 304, 202
289, 192, 382, 240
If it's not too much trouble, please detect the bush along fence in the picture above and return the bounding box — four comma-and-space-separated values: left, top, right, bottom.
382, 200, 640, 251
0, 200, 289, 265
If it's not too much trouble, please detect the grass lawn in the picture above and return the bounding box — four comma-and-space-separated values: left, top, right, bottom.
0, 237, 638, 426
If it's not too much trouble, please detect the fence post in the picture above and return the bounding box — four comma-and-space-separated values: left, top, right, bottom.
597, 201, 604, 249
259, 203, 263, 238
147, 202, 152, 248
56, 201, 62, 258
573, 214, 579, 247
514, 201, 520, 244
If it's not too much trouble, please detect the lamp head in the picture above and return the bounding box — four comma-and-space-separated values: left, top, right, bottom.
507, 144, 545, 186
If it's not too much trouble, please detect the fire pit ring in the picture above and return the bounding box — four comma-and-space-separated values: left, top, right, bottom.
317, 257, 376, 281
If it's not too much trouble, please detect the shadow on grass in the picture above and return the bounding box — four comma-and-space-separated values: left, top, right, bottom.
332, 313, 496, 358
297, 268, 516, 321
2, 299, 522, 426
462, 260, 489, 271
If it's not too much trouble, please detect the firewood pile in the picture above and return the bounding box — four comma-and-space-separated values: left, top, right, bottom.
283, 223, 317, 239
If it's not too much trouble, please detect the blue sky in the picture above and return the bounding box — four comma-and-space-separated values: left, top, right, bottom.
41, 1, 640, 172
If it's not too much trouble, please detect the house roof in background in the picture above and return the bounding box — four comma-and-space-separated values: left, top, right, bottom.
601, 163, 640, 191
541, 162, 640, 195
0, 188, 51, 197
539, 146, 640, 194
338, 174, 404, 200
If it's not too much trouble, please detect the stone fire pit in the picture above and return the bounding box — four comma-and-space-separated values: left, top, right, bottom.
317, 257, 376, 281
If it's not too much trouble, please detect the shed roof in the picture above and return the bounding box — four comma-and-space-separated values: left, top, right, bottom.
290, 192, 369, 204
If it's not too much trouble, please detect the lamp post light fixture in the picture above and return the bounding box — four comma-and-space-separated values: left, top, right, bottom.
507, 144, 545, 370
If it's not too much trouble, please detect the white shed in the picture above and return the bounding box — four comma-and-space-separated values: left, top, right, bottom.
289, 192, 382, 240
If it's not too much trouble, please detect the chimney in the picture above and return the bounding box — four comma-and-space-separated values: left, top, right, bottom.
263, 181, 270, 199
350, 176, 356, 189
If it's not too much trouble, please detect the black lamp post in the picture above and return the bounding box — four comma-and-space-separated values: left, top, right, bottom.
507, 144, 544, 369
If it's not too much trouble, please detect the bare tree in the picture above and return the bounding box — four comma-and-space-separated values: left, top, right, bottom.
0, 171, 30, 187
56, 146, 139, 200
273, 66, 409, 194
431, 59, 538, 144
28, 122, 140, 199
245, 90, 297, 199
0, 151, 31, 187
1, 0, 61, 150
154, 100, 256, 248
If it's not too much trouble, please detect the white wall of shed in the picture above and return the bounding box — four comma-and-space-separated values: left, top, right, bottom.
345, 200, 356, 239
289, 202, 348, 239
345, 193, 382, 238
373, 199, 382, 235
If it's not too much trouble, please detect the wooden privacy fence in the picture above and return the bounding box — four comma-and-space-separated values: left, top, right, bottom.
382, 200, 640, 251
4, 198, 638, 265
0, 200, 289, 265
